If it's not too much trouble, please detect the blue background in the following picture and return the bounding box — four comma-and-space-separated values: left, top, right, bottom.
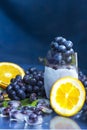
0, 0, 87, 72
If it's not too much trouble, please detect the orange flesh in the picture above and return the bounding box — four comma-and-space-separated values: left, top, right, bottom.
56, 83, 80, 110
0, 65, 23, 84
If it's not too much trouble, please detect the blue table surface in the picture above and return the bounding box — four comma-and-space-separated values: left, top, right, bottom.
0, 64, 87, 129
0, 112, 87, 129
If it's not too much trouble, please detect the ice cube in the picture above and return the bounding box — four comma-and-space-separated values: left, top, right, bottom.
10, 109, 25, 122
0, 107, 12, 117
8, 100, 21, 108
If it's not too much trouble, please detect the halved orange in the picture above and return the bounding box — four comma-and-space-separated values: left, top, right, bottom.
0, 62, 25, 89
50, 116, 81, 130
50, 76, 86, 117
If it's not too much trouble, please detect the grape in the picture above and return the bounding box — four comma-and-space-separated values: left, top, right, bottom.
53, 53, 62, 64
33, 108, 42, 115
65, 50, 72, 57
66, 56, 72, 63
13, 84, 20, 91
29, 78, 37, 86
25, 70, 30, 75
37, 81, 43, 87
10, 78, 15, 83
79, 71, 84, 77
26, 85, 33, 93
13, 96, 20, 101
23, 75, 30, 84
34, 75, 39, 81
10, 90, 16, 96
33, 86, 40, 93
22, 106, 30, 111
50, 42, 59, 51
55, 36, 66, 44
30, 93, 37, 102
0, 90, 4, 102
18, 82, 24, 87
61, 60, 66, 65
66, 41, 73, 49
17, 90, 26, 99
6, 85, 13, 93
29, 113, 38, 123
12, 81, 18, 86
15, 75, 22, 82
28, 67, 37, 74
84, 81, 87, 87
58, 45, 66, 53
78, 70, 87, 88
37, 92, 42, 97
1, 107, 12, 116
20, 86, 26, 91
37, 73, 43, 80
69, 48, 74, 55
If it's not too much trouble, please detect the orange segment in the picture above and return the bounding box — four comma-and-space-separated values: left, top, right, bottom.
0, 62, 25, 88
50, 76, 86, 116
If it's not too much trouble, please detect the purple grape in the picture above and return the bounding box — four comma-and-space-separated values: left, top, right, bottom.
53, 53, 62, 63
30, 93, 37, 102
29, 113, 38, 123
66, 56, 72, 63
33, 86, 40, 93
58, 45, 66, 53
55, 36, 66, 44
65, 41, 73, 49
50, 42, 59, 50
26, 85, 33, 93
29, 78, 37, 86
28, 67, 37, 74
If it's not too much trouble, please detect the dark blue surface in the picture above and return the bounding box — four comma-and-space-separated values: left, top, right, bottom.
0, 111, 87, 129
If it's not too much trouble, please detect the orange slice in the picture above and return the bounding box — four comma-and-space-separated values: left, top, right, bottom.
50, 77, 86, 116
50, 116, 81, 130
0, 62, 25, 89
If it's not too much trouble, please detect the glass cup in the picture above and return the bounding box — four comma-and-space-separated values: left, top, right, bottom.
44, 53, 78, 98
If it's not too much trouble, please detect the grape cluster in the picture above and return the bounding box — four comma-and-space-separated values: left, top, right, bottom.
46, 36, 74, 65
74, 102, 87, 121
78, 70, 87, 88
78, 70, 87, 105
6, 67, 46, 100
